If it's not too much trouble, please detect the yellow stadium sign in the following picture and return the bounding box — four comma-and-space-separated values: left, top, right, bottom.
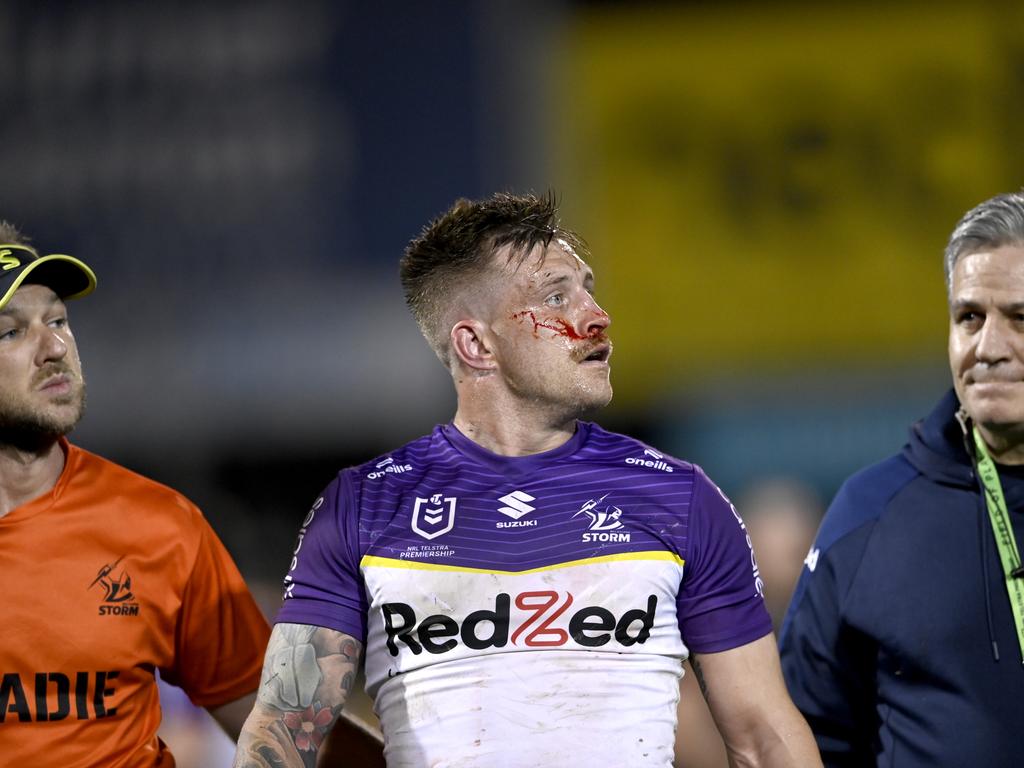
558, 3, 1022, 402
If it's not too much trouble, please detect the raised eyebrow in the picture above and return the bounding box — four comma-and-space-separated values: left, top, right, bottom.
949, 300, 1024, 315
950, 299, 982, 313
539, 268, 595, 290
538, 273, 573, 291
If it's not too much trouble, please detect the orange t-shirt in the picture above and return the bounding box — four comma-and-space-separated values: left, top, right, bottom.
0, 440, 271, 767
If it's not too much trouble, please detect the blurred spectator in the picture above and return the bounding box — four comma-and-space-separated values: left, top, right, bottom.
738, 478, 823, 628
674, 477, 822, 768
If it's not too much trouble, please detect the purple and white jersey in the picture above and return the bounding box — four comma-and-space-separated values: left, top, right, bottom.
277, 422, 770, 767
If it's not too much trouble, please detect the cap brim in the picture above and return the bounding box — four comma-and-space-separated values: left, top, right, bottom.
0, 254, 97, 310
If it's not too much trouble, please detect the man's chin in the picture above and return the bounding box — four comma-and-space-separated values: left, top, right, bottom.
574, 386, 613, 417
965, 392, 1024, 425
970, 421, 1024, 438
0, 426, 66, 452
969, 407, 1024, 446
0, 410, 83, 452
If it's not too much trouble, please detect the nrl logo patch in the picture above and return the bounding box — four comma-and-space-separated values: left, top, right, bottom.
412, 493, 457, 540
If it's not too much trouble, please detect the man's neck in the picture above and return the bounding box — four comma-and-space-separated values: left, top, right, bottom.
453, 398, 578, 457
0, 439, 66, 519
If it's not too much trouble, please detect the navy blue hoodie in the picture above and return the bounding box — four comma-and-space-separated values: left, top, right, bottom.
780, 390, 1024, 767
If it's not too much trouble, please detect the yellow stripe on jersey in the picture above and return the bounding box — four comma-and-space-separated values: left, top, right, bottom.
360, 550, 684, 574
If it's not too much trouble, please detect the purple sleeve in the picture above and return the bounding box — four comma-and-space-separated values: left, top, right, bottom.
274, 471, 368, 641
677, 467, 772, 653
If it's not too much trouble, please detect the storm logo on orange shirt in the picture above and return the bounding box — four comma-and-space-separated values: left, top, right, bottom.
88, 556, 140, 616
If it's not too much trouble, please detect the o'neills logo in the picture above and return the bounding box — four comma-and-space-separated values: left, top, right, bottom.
367, 457, 413, 480
382, 590, 657, 655
624, 457, 673, 472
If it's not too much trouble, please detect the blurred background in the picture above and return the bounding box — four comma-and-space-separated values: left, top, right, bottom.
3, 0, 1023, 764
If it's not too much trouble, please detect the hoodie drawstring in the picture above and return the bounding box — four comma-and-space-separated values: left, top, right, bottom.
978, 490, 1001, 662
959, 407, 1001, 662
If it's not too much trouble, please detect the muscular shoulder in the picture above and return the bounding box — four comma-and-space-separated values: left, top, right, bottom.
66, 443, 207, 535
815, 454, 919, 555
342, 429, 451, 493
778, 454, 920, 647
581, 422, 696, 475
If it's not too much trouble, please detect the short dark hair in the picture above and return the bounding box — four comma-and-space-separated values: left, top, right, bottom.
0, 220, 31, 247
945, 191, 1024, 294
400, 191, 586, 364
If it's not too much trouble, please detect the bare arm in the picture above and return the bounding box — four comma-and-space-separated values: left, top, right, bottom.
674, 661, 728, 768
232, 622, 384, 768
690, 634, 822, 768
210, 691, 258, 740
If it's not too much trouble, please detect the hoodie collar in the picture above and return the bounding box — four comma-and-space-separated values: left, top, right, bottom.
904, 388, 1024, 505
902, 389, 973, 488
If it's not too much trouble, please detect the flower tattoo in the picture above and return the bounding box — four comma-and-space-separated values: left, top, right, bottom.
283, 702, 334, 752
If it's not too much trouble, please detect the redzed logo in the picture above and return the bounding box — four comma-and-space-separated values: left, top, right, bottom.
382, 590, 657, 656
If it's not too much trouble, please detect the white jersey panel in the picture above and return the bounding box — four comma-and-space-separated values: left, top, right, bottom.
361, 554, 687, 766
376, 651, 683, 767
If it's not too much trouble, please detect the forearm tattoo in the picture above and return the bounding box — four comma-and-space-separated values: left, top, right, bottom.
690, 656, 710, 702
234, 623, 362, 768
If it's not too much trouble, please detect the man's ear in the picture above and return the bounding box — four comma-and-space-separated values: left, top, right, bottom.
451, 320, 496, 371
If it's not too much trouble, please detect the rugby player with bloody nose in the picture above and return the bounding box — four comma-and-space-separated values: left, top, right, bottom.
234, 193, 821, 767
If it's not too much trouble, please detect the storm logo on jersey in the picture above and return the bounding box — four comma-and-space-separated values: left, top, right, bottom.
382, 590, 657, 655
88, 556, 140, 617
573, 494, 631, 542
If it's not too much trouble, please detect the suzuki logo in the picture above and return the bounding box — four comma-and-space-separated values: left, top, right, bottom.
497, 490, 536, 520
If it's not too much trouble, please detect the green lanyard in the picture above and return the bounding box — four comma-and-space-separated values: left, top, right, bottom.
972, 426, 1024, 663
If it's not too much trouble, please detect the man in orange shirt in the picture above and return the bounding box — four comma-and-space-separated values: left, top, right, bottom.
0, 222, 383, 767
0, 222, 270, 766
